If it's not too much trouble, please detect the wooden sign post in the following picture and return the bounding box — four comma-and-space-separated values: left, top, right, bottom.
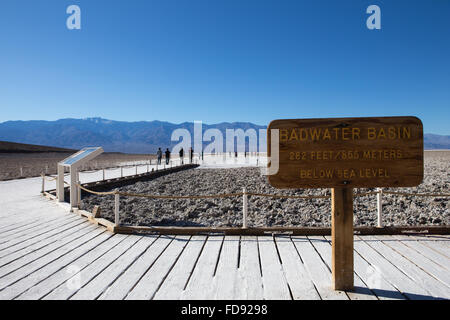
267, 116, 423, 290
332, 187, 354, 290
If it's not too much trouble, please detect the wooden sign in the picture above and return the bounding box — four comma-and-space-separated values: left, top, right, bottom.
267, 116, 423, 291
267, 116, 423, 189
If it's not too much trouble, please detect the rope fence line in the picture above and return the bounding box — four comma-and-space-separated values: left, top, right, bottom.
77, 184, 117, 196
68, 183, 450, 200
382, 191, 450, 197
70, 182, 449, 228
41, 164, 449, 229
116, 190, 244, 199
247, 192, 331, 199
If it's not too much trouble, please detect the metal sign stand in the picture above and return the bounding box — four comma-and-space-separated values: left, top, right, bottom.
57, 147, 104, 209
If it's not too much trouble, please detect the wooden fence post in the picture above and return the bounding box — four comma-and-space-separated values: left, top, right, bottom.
115, 193, 120, 226
377, 188, 383, 228
331, 187, 354, 291
41, 173, 45, 193
77, 180, 81, 207
242, 187, 248, 228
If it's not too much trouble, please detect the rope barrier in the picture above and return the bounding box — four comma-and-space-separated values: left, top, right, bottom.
42, 175, 70, 186
43, 160, 448, 228
79, 169, 101, 173
117, 191, 243, 199
77, 184, 117, 196
73, 182, 450, 200
354, 191, 379, 196
43, 175, 57, 181
247, 192, 330, 199
382, 191, 450, 197
62, 173, 450, 229
44, 173, 449, 201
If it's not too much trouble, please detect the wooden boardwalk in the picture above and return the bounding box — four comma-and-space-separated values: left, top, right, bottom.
0, 177, 449, 300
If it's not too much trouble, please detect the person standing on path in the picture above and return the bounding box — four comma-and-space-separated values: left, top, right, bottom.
157, 147, 162, 165
165, 148, 171, 165
179, 148, 184, 164
189, 147, 194, 164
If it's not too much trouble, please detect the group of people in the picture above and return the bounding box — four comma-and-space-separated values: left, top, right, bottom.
156, 147, 194, 165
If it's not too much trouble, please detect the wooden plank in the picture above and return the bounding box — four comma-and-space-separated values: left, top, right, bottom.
0, 224, 101, 291
42, 234, 135, 300
0, 221, 95, 283
114, 224, 450, 236
324, 236, 406, 300
153, 236, 207, 300
331, 187, 354, 290
0, 215, 79, 250
361, 236, 450, 298
329, 235, 406, 299
70, 235, 159, 300
237, 236, 264, 300
0, 199, 69, 221
291, 236, 348, 300
414, 239, 450, 261
433, 240, 450, 250
0, 204, 57, 220
0, 214, 78, 245
308, 236, 377, 300
181, 236, 224, 300
125, 236, 190, 300
0, 218, 88, 263
274, 236, 320, 300
96, 235, 171, 300
424, 234, 450, 241
257, 236, 291, 300
0, 217, 45, 233
392, 235, 450, 261
354, 236, 438, 299
374, 235, 450, 287
267, 116, 423, 188
15, 234, 125, 300
212, 236, 243, 300
395, 234, 450, 255
0, 230, 112, 299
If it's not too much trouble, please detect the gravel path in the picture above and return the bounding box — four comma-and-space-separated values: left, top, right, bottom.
80, 153, 449, 227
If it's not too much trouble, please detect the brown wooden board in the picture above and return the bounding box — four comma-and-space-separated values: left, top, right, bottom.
267, 116, 423, 188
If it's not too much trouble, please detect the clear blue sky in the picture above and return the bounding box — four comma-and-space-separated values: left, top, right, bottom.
0, 0, 449, 134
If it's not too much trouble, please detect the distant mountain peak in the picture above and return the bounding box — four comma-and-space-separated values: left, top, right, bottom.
82, 117, 113, 124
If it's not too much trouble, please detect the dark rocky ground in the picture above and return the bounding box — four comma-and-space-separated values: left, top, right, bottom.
79, 151, 449, 227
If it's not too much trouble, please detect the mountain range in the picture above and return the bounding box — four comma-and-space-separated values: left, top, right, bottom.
0, 118, 448, 153
0, 118, 266, 153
